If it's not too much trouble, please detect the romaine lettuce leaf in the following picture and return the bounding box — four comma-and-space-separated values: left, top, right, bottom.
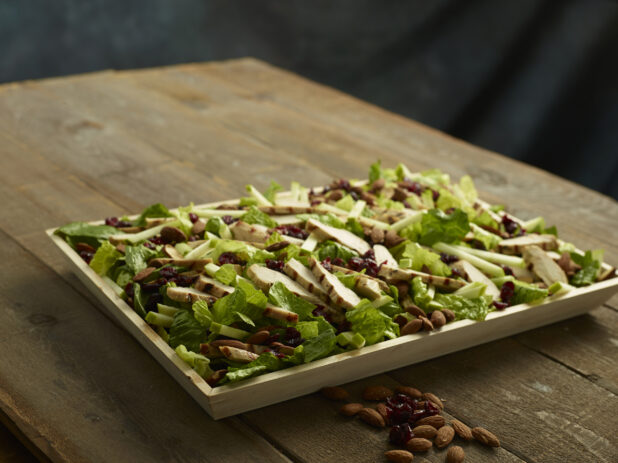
434, 293, 492, 321
419, 208, 469, 246
296, 321, 319, 339
212, 287, 263, 326
264, 181, 283, 203
317, 240, 358, 262
411, 276, 432, 310
237, 279, 268, 309
334, 195, 356, 212
268, 282, 315, 321
225, 352, 281, 383
192, 300, 213, 328
296, 213, 345, 229
400, 242, 451, 276
570, 250, 603, 287
511, 281, 548, 305
124, 244, 157, 274
134, 203, 173, 227
55, 222, 117, 248
175, 345, 213, 378
89, 241, 122, 276
240, 206, 278, 228
214, 264, 238, 286
345, 300, 390, 345
300, 329, 337, 363
168, 310, 207, 352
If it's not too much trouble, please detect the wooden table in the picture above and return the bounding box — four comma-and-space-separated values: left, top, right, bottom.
1, 58, 616, 463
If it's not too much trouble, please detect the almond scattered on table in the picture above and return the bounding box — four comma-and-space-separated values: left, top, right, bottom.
320, 386, 349, 401
394, 385, 422, 399
446, 445, 465, 463
416, 415, 445, 429
363, 385, 394, 401
472, 426, 500, 447
406, 437, 433, 452
422, 392, 444, 410
358, 407, 386, 428
451, 419, 474, 441
384, 449, 414, 463
412, 424, 437, 439
339, 403, 364, 416
435, 425, 455, 448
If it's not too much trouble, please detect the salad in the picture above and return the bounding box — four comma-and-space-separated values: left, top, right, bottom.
55, 162, 613, 386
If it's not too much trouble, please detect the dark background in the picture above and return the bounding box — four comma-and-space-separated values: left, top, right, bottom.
2, 0, 617, 199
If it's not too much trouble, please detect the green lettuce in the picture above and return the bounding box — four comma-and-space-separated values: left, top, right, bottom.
263, 181, 283, 203
345, 300, 392, 345
268, 281, 315, 321
192, 300, 213, 328
296, 213, 345, 229
169, 310, 207, 352
212, 287, 263, 326
400, 242, 451, 276
175, 344, 213, 378
124, 245, 157, 274
240, 206, 278, 228
214, 264, 238, 286
300, 329, 337, 363
570, 250, 603, 286
296, 321, 319, 339
317, 240, 358, 262
419, 208, 469, 246
411, 276, 432, 310
511, 281, 548, 305
225, 352, 281, 383
134, 203, 173, 227
434, 293, 492, 321
89, 241, 122, 276
334, 195, 356, 212
369, 160, 398, 184
55, 222, 117, 248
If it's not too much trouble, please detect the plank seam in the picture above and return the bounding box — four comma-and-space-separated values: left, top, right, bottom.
236, 415, 299, 463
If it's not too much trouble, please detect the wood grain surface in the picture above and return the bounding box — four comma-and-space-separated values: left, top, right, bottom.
0, 58, 616, 462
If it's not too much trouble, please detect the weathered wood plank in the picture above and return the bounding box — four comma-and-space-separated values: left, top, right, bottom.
0, 417, 40, 463
0, 230, 290, 462
515, 306, 618, 394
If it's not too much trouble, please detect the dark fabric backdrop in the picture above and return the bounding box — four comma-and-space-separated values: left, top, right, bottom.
2, 0, 617, 198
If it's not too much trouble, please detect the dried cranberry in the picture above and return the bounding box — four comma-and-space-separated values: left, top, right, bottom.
188, 212, 199, 223
79, 250, 94, 263
188, 235, 197, 241
117, 220, 133, 228
402, 200, 412, 209
346, 250, 381, 277
124, 283, 134, 298
275, 225, 309, 240
389, 423, 414, 446
423, 400, 440, 416
149, 236, 164, 245
143, 241, 156, 250
432, 189, 440, 201
501, 215, 519, 235
331, 257, 345, 267
176, 274, 197, 287
218, 252, 246, 266
159, 267, 178, 279
347, 256, 364, 272
501, 265, 514, 275
145, 293, 163, 312
265, 259, 285, 273
321, 257, 333, 272
105, 217, 119, 227
310, 199, 322, 206
142, 278, 167, 292
221, 215, 237, 225
283, 327, 304, 347
334, 179, 351, 191
440, 252, 459, 264
493, 301, 508, 310
500, 280, 515, 306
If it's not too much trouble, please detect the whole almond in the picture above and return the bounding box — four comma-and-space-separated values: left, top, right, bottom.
160, 226, 187, 243
430, 310, 446, 328
451, 419, 473, 441
395, 385, 422, 399
376, 402, 389, 421
339, 403, 363, 416
446, 446, 465, 463
441, 308, 456, 322
401, 318, 423, 335
246, 330, 270, 345
403, 302, 425, 318
416, 415, 445, 429
358, 407, 386, 428
320, 386, 349, 401
423, 392, 444, 410
362, 385, 393, 401
412, 424, 437, 439
133, 266, 156, 282
406, 437, 432, 452
435, 425, 455, 448
472, 427, 500, 447
420, 316, 434, 331
384, 449, 414, 463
